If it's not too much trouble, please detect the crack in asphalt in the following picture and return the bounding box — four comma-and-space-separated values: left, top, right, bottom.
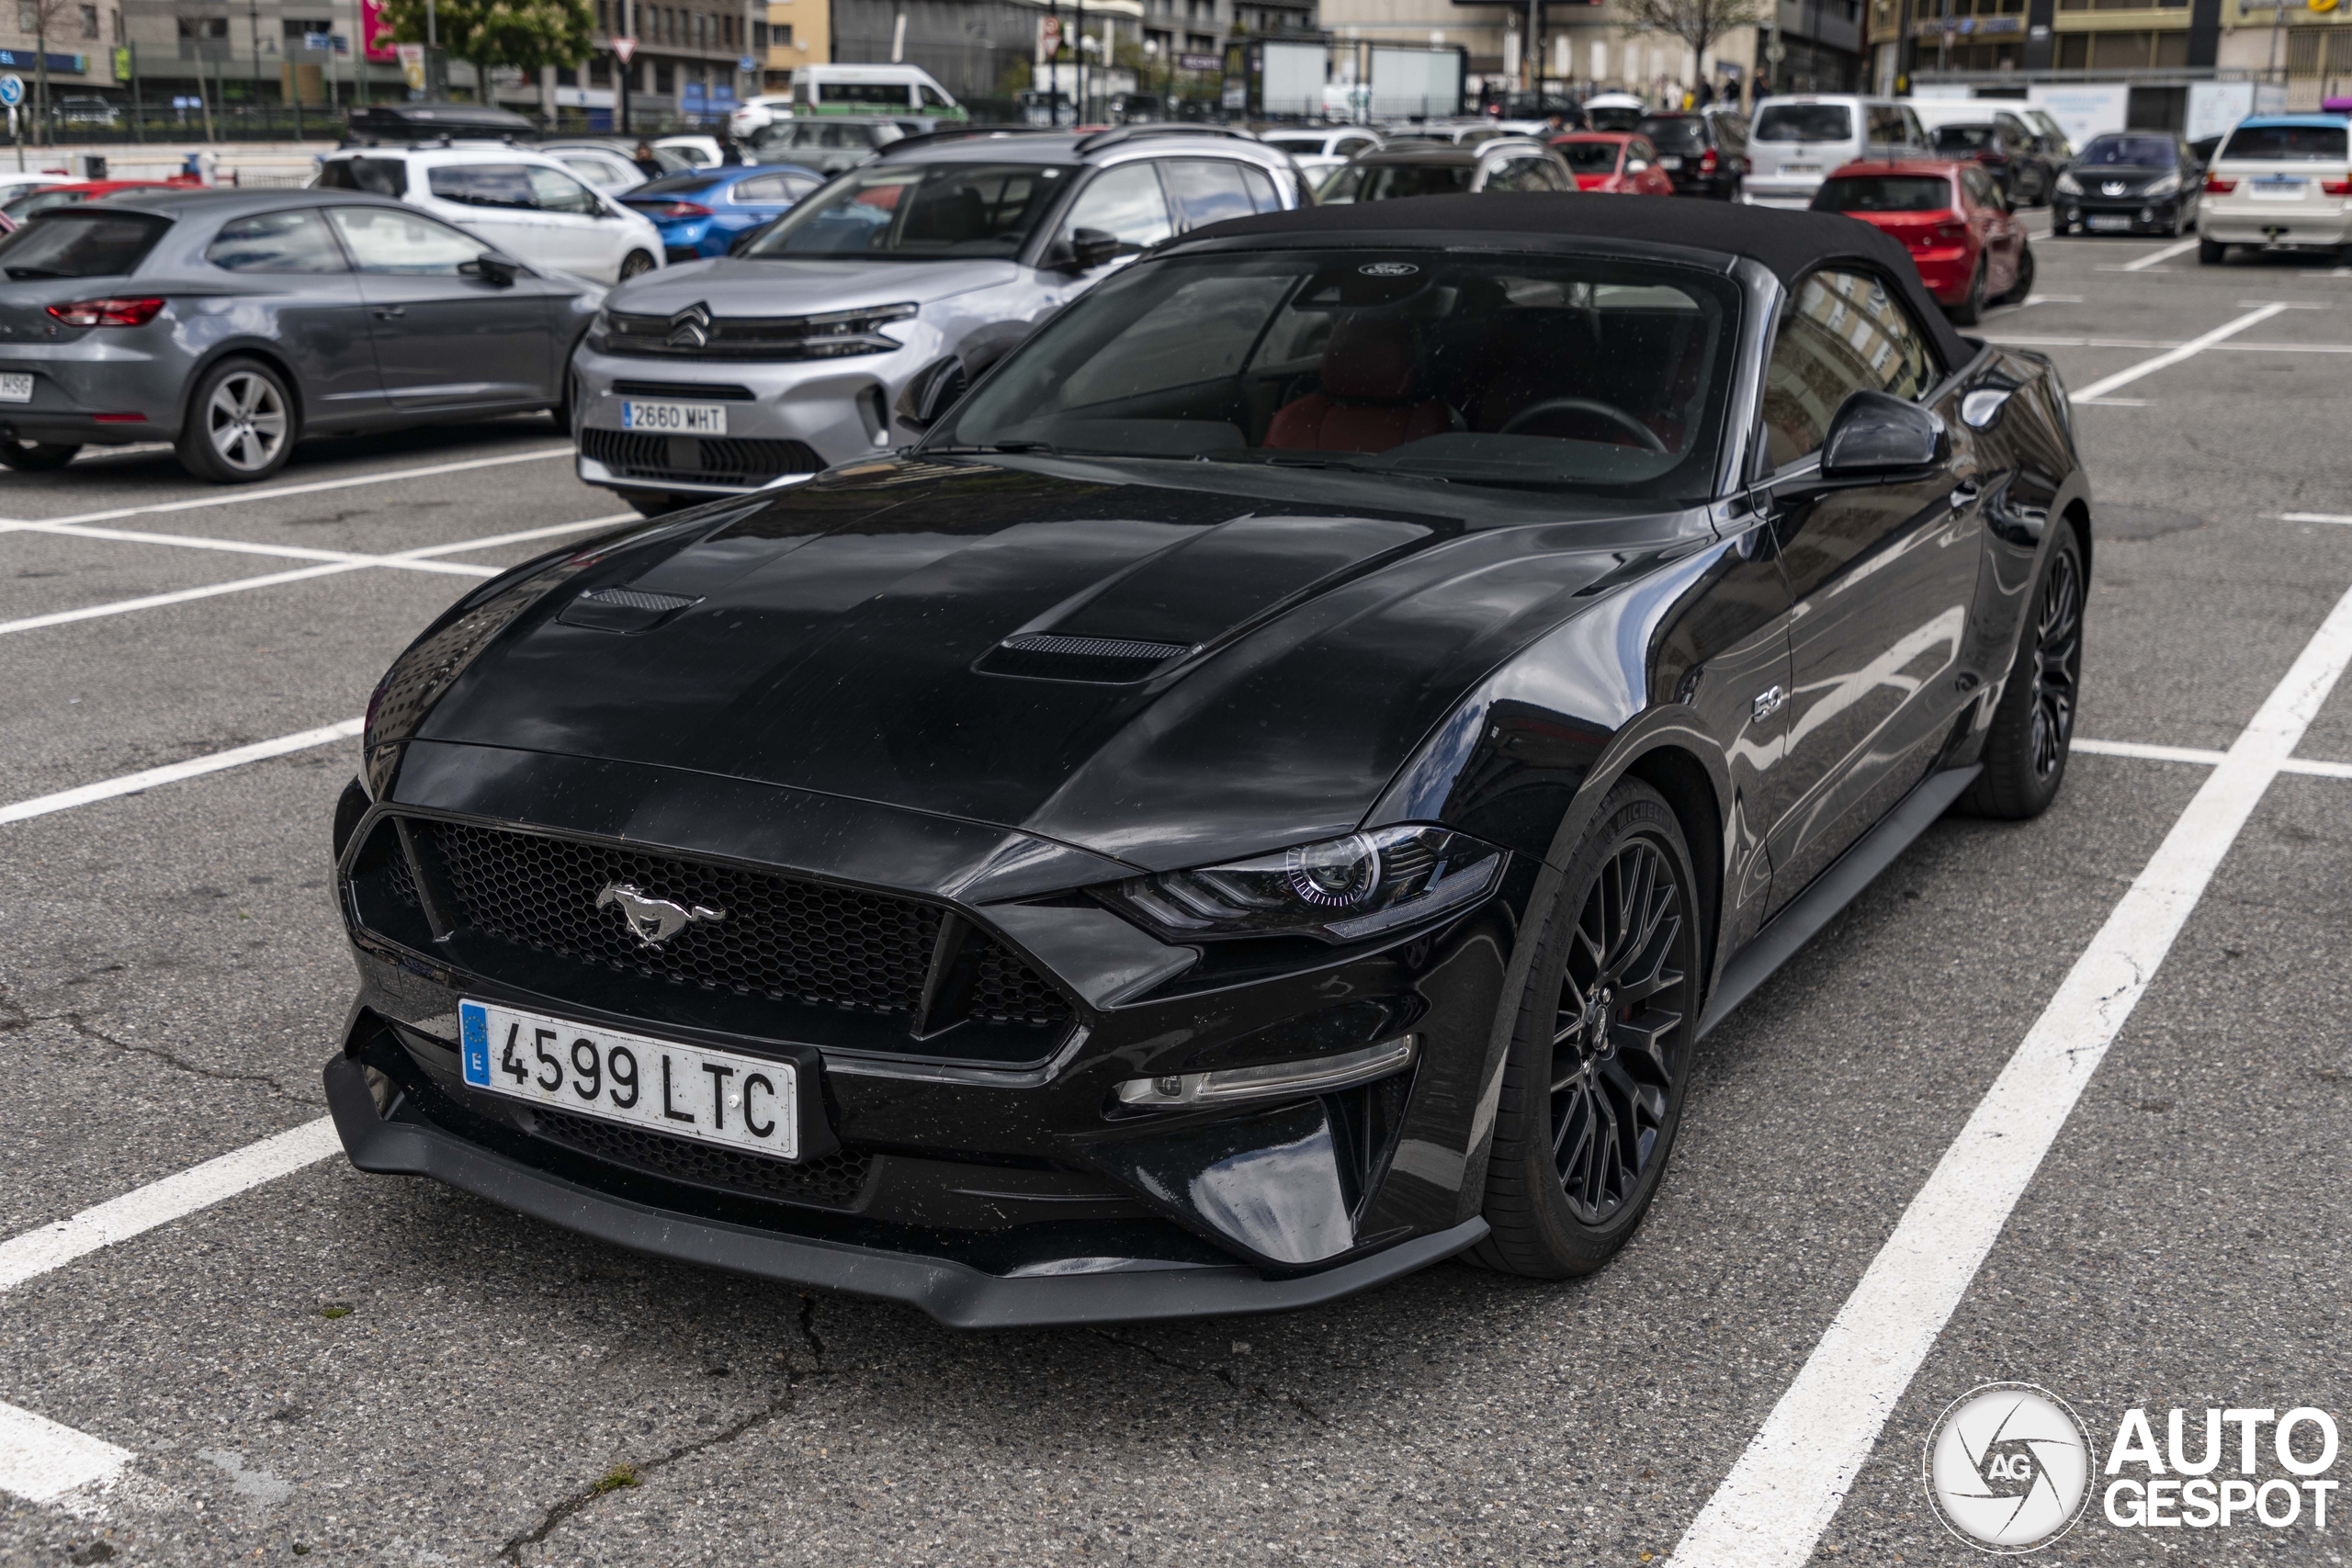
1085, 1329, 1329, 1427
61, 1011, 324, 1105
797, 1292, 826, 1365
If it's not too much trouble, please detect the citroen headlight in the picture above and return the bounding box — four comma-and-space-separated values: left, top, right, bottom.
584, 308, 613, 350
798, 301, 918, 358
1097, 825, 1507, 943
2144, 172, 2181, 198
2053, 170, 2082, 196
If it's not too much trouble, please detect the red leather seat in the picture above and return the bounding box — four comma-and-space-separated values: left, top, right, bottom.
1264, 315, 1452, 454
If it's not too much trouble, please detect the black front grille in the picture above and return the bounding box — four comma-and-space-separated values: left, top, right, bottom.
580, 425, 823, 488
611, 379, 757, 400
425, 822, 943, 1018
528, 1105, 872, 1207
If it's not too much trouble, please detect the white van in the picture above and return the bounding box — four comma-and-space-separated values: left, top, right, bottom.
1745, 96, 1928, 208
793, 64, 966, 121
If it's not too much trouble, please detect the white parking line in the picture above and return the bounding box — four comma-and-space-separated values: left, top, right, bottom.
2075, 736, 2352, 779
0, 513, 633, 638
2119, 237, 2202, 272
0, 1402, 131, 1508
0, 718, 362, 825
0, 445, 571, 533
1667, 578, 2352, 1568
1991, 335, 2352, 355
2281, 512, 2352, 525
2069, 302, 2291, 402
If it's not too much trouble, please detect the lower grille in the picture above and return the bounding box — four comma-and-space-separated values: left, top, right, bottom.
580, 425, 823, 488
528, 1105, 872, 1208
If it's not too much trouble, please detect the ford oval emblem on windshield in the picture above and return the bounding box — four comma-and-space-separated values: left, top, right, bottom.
1357, 262, 1419, 276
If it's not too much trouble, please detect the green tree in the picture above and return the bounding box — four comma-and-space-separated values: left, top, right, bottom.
378, 0, 597, 84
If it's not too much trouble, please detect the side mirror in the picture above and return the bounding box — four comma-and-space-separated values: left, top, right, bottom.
460, 254, 519, 288
1058, 226, 1123, 273
893, 354, 968, 431
1820, 389, 1948, 478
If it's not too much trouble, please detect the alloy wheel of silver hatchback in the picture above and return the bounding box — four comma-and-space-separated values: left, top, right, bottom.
207, 370, 288, 472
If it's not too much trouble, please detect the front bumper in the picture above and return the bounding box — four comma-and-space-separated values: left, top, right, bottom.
2056, 194, 2186, 234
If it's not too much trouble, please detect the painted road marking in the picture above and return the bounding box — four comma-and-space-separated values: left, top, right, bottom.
0, 1401, 132, 1508
2075, 735, 2352, 779
2281, 513, 2352, 525
2069, 302, 2292, 403
1991, 335, 2352, 354
1667, 577, 2352, 1568
0, 719, 363, 826
0, 445, 572, 532
2120, 237, 2201, 272
9, 512, 632, 578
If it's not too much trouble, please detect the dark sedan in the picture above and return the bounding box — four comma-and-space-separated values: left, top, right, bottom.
0, 188, 596, 481
331, 197, 2091, 1325
2052, 131, 2202, 238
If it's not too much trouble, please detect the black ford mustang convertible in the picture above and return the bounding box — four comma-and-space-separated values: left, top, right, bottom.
330, 197, 2089, 1325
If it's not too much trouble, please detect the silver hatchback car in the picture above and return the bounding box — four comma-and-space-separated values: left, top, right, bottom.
570, 126, 1309, 512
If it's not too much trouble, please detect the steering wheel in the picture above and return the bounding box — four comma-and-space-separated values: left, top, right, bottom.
1497, 397, 1668, 453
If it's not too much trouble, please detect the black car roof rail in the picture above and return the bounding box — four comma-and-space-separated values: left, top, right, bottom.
1071, 123, 1261, 154
873, 125, 1067, 157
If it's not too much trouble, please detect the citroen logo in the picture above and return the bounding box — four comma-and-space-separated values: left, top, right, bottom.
2102, 182, 2126, 197
665, 302, 712, 349
596, 883, 726, 947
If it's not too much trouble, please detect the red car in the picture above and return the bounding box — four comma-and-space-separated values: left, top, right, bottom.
1809, 158, 2031, 325
1551, 133, 1677, 195
0, 179, 192, 222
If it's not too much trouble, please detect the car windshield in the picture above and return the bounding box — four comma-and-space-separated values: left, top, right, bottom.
931, 250, 1737, 502
1812, 175, 1953, 211
1638, 117, 1708, 154
1317, 161, 1474, 202
739, 162, 1072, 257
1754, 104, 1852, 143
2222, 124, 2348, 162
1932, 124, 1998, 153
1558, 141, 1623, 174
2078, 135, 2176, 167
0, 209, 170, 278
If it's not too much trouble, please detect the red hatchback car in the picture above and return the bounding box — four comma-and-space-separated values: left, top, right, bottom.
1809, 159, 2031, 325
1551, 133, 1677, 195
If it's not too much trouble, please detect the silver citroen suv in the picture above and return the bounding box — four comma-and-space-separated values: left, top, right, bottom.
569, 125, 1310, 513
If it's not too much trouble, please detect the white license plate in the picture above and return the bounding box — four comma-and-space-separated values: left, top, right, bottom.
1657, 155, 1682, 170
1781, 163, 1820, 175
459, 999, 799, 1162
0, 373, 29, 403
2087, 214, 2132, 231
2252, 177, 2304, 197
620, 399, 727, 434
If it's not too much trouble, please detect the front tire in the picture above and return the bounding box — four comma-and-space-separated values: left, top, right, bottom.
1472, 778, 1701, 1279
0, 438, 79, 471
618, 249, 657, 280
1996, 241, 2036, 304
1959, 526, 2085, 820
1948, 261, 1988, 326
177, 357, 295, 483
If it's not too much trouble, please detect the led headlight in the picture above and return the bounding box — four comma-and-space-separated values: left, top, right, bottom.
797, 301, 918, 358
2144, 172, 2181, 198
583, 308, 613, 350
2053, 171, 2082, 197
1097, 824, 1506, 943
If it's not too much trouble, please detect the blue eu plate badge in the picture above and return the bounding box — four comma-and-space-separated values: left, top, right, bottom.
460, 1000, 492, 1086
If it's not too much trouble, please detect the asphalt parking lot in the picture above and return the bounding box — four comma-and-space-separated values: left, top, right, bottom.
1, 219, 2349, 1567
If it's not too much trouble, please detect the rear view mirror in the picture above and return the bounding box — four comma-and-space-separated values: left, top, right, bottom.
893, 354, 969, 431
1820, 389, 1948, 477
1060, 226, 1123, 273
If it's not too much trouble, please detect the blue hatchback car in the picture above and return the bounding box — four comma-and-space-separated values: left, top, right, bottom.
622, 164, 827, 262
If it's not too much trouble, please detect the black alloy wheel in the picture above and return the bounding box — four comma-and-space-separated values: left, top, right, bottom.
0, 438, 79, 471
1961, 526, 2086, 819
1474, 777, 1700, 1278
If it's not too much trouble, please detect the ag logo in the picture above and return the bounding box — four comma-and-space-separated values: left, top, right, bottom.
1924, 1382, 2097, 1552
1356, 262, 1419, 276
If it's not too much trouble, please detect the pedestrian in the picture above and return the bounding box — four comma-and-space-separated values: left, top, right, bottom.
630, 140, 663, 179
1544, 108, 1567, 139
1694, 78, 1715, 108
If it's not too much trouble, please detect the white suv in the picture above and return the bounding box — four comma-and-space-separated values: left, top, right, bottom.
2199, 115, 2352, 265
313, 145, 665, 284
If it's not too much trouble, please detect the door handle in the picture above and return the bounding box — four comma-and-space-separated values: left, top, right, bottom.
371, 306, 406, 320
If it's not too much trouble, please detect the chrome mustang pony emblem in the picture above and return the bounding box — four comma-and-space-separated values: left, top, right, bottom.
596, 884, 726, 947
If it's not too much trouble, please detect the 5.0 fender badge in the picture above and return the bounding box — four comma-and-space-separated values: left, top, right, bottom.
596, 883, 726, 946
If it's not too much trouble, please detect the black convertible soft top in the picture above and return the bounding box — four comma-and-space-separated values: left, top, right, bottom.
1178, 191, 1977, 372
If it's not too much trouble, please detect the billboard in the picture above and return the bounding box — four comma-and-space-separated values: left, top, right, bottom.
362, 0, 398, 63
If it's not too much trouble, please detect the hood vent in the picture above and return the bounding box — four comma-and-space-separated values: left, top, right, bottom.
558, 585, 704, 634
979, 632, 1199, 684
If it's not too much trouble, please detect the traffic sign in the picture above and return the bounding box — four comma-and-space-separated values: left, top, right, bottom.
612, 35, 637, 63
0, 75, 21, 108
739, 53, 754, 71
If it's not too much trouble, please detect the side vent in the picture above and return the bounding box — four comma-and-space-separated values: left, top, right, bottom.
558, 586, 703, 633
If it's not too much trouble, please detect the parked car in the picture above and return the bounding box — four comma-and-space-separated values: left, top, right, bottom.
1259, 127, 1385, 186
1, 179, 187, 220
333, 194, 2089, 1326
1811, 158, 2031, 324
744, 116, 931, 175
621, 164, 827, 262
0, 189, 594, 482
1744, 96, 1928, 209
0, 173, 75, 209
51, 96, 124, 130
2022, 108, 2075, 164
1582, 92, 1647, 132
2196, 115, 2351, 265
655, 135, 727, 169
1379, 119, 1519, 146
313, 145, 666, 284
1317, 139, 1574, 203
792, 62, 966, 121
1553, 132, 1677, 195
2052, 131, 2201, 237
568, 125, 1307, 512
1926, 113, 2058, 207
541, 142, 656, 195
1635, 110, 1747, 199
729, 93, 796, 141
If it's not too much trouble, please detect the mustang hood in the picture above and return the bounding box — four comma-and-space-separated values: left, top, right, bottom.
383, 460, 1644, 872
603, 257, 1020, 316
